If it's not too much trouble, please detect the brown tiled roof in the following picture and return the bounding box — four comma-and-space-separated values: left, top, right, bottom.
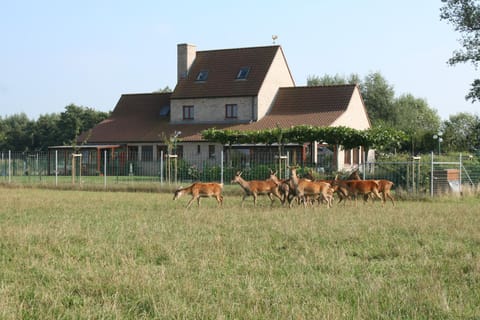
84, 85, 357, 144
81, 92, 231, 143
80, 93, 172, 143
171, 46, 283, 99
229, 85, 356, 130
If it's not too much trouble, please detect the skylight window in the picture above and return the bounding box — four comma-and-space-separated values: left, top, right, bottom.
236, 67, 250, 80
196, 70, 208, 81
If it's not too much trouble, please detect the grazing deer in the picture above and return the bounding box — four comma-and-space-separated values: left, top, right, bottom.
231, 171, 283, 207
173, 182, 224, 209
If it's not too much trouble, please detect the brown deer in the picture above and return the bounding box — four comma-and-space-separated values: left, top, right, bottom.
231, 171, 283, 207
347, 169, 395, 206
287, 166, 333, 208
305, 168, 349, 204
332, 179, 382, 207
173, 182, 224, 209
267, 169, 292, 205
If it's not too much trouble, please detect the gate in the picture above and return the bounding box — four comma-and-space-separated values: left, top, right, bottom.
430, 153, 474, 196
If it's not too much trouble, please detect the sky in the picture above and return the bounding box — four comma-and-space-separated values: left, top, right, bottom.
1, 0, 478, 121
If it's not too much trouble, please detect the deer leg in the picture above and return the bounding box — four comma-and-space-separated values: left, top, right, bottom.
186, 197, 196, 209
268, 193, 276, 207
241, 194, 248, 207
216, 195, 223, 207
386, 193, 395, 206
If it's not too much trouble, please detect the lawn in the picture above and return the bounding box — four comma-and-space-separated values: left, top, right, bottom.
0, 187, 479, 319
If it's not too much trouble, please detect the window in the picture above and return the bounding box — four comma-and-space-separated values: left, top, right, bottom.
183, 105, 194, 120
236, 67, 250, 80
208, 145, 215, 159
196, 70, 208, 81
197, 145, 201, 154
225, 104, 238, 119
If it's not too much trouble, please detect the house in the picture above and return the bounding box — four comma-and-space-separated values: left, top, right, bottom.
74, 43, 373, 174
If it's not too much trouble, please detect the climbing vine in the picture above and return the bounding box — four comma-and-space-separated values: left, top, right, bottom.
201, 125, 406, 151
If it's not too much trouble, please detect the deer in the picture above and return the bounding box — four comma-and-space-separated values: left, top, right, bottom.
304, 168, 349, 204
231, 171, 283, 207
173, 182, 224, 209
346, 169, 395, 206
331, 178, 382, 207
267, 169, 292, 205
287, 166, 333, 208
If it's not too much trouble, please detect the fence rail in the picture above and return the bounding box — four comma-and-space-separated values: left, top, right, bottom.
1, 150, 479, 196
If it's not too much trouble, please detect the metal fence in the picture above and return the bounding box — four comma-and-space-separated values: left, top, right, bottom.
1, 150, 479, 197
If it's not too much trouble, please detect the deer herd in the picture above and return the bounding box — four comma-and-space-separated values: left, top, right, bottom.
173, 166, 395, 209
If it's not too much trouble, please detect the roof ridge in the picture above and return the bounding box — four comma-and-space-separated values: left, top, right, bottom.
121, 92, 172, 97
284, 84, 357, 89
198, 45, 280, 54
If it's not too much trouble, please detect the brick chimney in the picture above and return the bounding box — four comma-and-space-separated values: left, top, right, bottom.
177, 43, 196, 83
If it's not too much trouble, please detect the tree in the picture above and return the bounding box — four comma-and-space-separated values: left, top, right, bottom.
442, 112, 480, 152
58, 104, 110, 145
154, 86, 173, 93
33, 113, 61, 150
361, 72, 396, 126
0, 113, 34, 151
307, 73, 360, 86
440, 0, 480, 102
393, 94, 441, 153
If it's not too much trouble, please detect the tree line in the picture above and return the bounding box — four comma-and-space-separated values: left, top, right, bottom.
307, 72, 480, 155
0, 104, 110, 151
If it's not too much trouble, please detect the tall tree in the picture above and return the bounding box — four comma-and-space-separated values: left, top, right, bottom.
57, 104, 109, 145
442, 112, 480, 152
440, 0, 480, 102
360, 72, 396, 126
307, 73, 360, 86
33, 113, 61, 150
0, 113, 34, 151
393, 94, 441, 153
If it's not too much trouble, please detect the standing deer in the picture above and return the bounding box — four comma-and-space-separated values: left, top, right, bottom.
287, 166, 333, 208
231, 171, 283, 207
173, 182, 224, 209
267, 169, 291, 205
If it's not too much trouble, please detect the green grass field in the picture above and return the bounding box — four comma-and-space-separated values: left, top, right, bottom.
0, 187, 479, 319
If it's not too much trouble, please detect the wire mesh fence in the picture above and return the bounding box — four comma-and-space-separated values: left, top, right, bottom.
1, 150, 479, 197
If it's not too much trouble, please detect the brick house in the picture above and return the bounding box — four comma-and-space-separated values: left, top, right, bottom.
77, 43, 373, 172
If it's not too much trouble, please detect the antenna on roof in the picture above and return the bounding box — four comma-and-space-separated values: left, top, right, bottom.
272, 35, 278, 44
